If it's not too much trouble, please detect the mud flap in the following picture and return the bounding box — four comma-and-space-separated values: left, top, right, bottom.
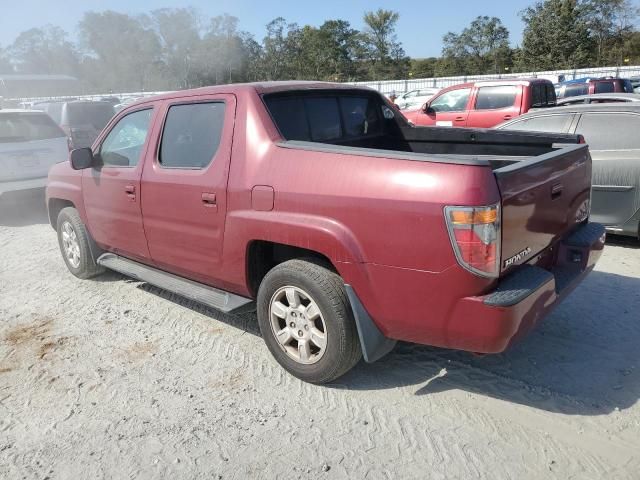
345, 284, 396, 363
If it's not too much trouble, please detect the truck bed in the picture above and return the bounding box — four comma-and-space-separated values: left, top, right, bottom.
265, 89, 592, 277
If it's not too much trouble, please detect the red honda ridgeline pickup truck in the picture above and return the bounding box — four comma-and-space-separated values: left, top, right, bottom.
47, 82, 604, 384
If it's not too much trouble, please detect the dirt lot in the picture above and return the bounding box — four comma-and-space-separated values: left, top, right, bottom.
1, 194, 639, 480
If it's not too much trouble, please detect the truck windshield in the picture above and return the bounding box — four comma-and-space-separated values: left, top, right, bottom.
264, 93, 383, 143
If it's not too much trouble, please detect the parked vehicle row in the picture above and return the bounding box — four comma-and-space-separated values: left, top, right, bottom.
403, 78, 556, 128
552, 92, 640, 106
395, 88, 440, 110
31, 100, 115, 149
46, 81, 603, 383
555, 77, 635, 99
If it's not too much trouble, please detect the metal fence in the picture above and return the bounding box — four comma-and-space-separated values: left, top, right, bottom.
347, 65, 640, 95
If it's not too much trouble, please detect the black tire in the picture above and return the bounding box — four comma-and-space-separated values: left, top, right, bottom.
257, 259, 362, 384
56, 207, 104, 279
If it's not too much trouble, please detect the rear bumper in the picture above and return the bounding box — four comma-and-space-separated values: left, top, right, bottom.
445, 222, 606, 353
0, 177, 47, 197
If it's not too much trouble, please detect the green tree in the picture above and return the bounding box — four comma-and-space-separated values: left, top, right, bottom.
195, 14, 249, 84
409, 57, 438, 78
0, 46, 13, 73
148, 8, 202, 88
519, 0, 594, 70
291, 20, 362, 81
362, 9, 409, 80
261, 17, 301, 80
441, 16, 511, 74
582, 0, 639, 65
79, 11, 163, 92
9, 25, 79, 75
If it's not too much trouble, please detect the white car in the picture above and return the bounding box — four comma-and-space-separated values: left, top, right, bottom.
396, 88, 440, 110
0, 110, 69, 199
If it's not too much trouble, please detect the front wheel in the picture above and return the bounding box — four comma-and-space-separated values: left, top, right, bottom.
257, 259, 362, 384
56, 207, 104, 279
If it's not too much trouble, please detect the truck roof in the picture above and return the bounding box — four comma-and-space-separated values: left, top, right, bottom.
127, 81, 374, 108
434, 78, 551, 94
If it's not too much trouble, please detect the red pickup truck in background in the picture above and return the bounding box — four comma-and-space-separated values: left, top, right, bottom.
403, 78, 557, 128
47, 82, 604, 384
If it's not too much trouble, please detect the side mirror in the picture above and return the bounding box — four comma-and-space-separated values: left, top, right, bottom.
422, 103, 435, 114
70, 147, 94, 170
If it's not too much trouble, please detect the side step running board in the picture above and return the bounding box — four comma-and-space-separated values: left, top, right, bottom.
97, 253, 254, 313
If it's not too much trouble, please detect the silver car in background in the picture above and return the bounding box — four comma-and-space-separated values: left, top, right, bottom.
0, 110, 69, 199
497, 103, 640, 238
396, 88, 440, 110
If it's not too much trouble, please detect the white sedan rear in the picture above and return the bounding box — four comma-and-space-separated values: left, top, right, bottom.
0, 110, 69, 198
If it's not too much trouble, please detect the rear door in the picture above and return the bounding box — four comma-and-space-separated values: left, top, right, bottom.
140, 94, 235, 285
571, 111, 640, 228
412, 87, 472, 127
0, 112, 68, 183
467, 85, 521, 128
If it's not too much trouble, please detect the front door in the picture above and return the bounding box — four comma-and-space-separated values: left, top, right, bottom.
412, 87, 472, 127
140, 94, 236, 285
82, 107, 156, 261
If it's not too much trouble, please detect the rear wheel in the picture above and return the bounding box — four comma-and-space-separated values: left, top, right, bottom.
257, 259, 362, 384
56, 207, 104, 279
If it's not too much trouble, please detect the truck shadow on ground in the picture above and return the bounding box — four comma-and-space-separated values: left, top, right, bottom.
106, 266, 639, 417
339, 270, 640, 416
0, 190, 49, 227
606, 234, 640, 249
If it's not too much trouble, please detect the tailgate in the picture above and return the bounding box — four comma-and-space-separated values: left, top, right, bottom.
0, 137, 68, 182
494, 144, 592, 274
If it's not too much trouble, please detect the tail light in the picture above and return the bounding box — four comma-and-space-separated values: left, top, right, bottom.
444, 204, 501, 278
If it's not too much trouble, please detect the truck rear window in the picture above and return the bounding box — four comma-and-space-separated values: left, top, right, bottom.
0, 113, 66, 143
264, 94, 382, 142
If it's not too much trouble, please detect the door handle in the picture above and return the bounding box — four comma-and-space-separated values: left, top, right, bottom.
503, 114, 513, 120
125, 184, 136, 201
201, 192, 218, 210
454, 116, 465, 122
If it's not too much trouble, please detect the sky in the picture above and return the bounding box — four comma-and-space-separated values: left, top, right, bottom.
0, 0, 539, 58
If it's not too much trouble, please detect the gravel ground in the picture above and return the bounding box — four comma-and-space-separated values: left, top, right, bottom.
1, 194, 639, 480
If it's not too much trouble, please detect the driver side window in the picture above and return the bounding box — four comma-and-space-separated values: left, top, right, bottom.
100, 108, 153, 167
429, 88, 471, 113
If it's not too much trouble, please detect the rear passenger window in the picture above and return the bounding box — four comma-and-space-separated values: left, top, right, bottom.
576, 113, 640, 150
0, 113, 66, 143
475, 86, 518, 110
594, 82, 615, 94
502, 114, 573, 133
562, 84, 589, 97
159, 102, 225, 169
